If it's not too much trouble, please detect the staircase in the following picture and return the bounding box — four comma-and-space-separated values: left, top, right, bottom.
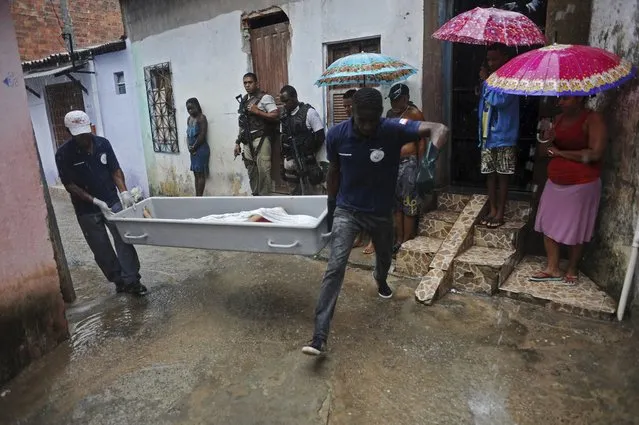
451, 201, 530, 295
410, 191, 616, 320
395, 193, 470, 278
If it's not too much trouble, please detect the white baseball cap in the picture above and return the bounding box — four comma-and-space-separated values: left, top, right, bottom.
64, 110, 92, 136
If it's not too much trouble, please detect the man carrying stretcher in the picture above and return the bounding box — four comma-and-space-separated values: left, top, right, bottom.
303, 88, 448, 356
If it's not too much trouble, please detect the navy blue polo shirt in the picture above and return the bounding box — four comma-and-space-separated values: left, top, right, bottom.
55, 135, 121, 216
326, 117, 421, 215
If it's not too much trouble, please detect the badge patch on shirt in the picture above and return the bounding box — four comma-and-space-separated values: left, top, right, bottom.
100, 153, 107, 165
399, 118, 408, 125
370, 149, 385, 163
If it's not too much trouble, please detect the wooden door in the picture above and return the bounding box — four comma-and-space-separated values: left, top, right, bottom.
46, 81, 86, 147
250, 21, 290, 192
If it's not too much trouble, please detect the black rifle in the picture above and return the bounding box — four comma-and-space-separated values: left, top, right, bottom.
288, 134, 310, 195
235, 94, 256, 160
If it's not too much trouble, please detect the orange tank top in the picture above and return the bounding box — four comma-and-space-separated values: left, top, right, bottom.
547, 110, 601, 185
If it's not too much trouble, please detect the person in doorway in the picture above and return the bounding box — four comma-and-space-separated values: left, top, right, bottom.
530, 96, 607, 285
342, 89, 357, 119
186, 97, 210, 196
55, 111, 147, 296
387, 83, 426, 253
279, 85, 326, 195
302, 88, 448, 356
478, 44, 520, 228
233, 72, 279, 196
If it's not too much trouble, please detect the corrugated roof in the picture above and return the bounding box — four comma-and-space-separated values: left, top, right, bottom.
22, 39, 127, 72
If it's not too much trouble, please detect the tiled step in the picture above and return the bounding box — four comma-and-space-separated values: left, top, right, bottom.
418, 209, 459, 239
499, 256, 616, 320
474, 220, 527, 250
437, 192, 471, 213
505, 200, 532, 223
452, 246, 517, 295
395, 236, 443, 278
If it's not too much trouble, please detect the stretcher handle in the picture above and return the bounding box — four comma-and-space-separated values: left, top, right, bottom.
124, 232, 149, 240
267, 239, 300, 249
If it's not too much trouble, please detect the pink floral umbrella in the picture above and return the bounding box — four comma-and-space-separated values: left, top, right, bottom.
433, 7, 546, 46
485, 44, 637, 96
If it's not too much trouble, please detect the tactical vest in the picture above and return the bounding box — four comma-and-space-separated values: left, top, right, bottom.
280, 103, 324, 185
281, 103, 315, 158
238, 91, 270, 143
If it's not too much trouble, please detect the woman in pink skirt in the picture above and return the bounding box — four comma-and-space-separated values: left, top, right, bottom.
531, 96, 607, 285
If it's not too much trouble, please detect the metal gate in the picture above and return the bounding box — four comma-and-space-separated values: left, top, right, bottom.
45, 81, 85, 147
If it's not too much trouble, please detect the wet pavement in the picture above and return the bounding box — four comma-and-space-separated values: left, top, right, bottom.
1, 195, 639, 425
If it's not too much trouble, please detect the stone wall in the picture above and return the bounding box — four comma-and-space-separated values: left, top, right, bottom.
582, 0, 639, 302
11, 0, 123, 61
0, 3, 68, 385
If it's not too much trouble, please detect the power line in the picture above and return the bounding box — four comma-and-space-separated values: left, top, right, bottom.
47, 0, 70, 52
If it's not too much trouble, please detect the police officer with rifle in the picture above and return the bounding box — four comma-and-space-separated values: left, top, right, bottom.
233, 73, 279, 196
279, 85, 326, 195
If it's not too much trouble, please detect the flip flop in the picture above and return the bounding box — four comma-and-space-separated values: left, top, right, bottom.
479, 214, 493, 226
561, 275, 579, 286
529, 271, 563, 282
363, 244, 375, 255
486, 217, 505, 229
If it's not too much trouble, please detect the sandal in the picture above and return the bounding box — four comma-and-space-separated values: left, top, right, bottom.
363, 243, 375, 255
561, 275, 579, 286
479, 214, 493, 226
529, 271, 563, 282
352, 233, 364, 248
486, 217, 505, 229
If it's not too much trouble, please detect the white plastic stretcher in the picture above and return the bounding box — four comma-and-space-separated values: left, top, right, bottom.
108, 196, 332, 256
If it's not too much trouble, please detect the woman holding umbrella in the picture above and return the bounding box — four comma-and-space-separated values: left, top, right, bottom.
531, 97, 607, 284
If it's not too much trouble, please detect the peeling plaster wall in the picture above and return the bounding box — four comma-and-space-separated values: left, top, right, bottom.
0, 2, 68, 385
582, 0, 639, 304
121, 0, 424, 196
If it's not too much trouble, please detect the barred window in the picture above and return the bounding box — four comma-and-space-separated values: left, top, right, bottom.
144, 62, 179, 153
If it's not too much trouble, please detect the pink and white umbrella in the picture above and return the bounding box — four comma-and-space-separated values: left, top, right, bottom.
433, 7, 546, 46
485, 44, 637, 96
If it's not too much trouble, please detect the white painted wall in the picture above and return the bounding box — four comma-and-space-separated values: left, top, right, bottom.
94, 44, 150, 196
129, 0, 424, 196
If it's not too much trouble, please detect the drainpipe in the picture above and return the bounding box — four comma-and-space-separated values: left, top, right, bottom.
617, 214, 639, 321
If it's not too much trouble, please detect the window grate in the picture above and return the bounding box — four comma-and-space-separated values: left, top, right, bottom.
144, 62, 179, 153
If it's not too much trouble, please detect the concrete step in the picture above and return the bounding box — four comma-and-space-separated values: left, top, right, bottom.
474, 220, 527, 250
499, 256, 616, 320
395, 236, 443, 278
436, 192, 471, 213
452, 246, 517, 295
418, 209, 459, 239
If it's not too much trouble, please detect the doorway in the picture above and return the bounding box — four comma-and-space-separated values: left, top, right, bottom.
45, 81, 86, 147
449, 0, 548, 192
247, 9, 290, 192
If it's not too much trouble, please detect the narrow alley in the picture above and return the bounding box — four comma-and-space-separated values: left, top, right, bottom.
1, 193, 638, 425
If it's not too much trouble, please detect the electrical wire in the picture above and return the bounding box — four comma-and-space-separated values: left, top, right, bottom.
46, 0, 70, 52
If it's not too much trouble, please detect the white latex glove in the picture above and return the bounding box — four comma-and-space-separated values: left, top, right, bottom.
92, 198, 113, 215
120, 191, 135, 209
